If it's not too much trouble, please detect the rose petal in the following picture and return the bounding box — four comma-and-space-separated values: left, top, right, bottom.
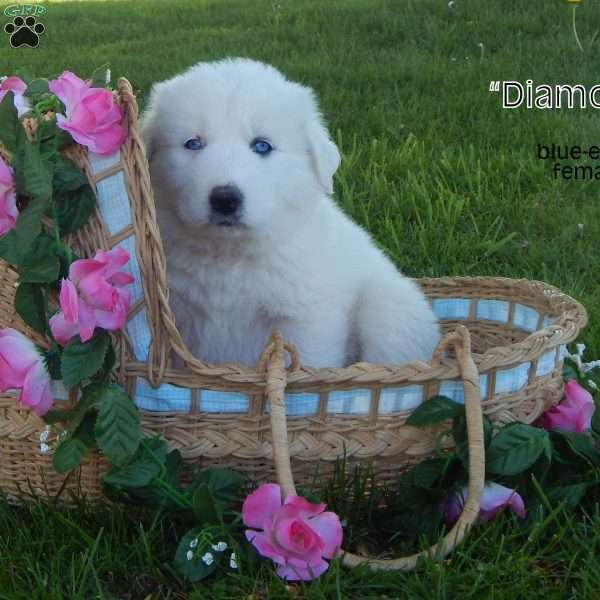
276, 559, 329, 581
306, 511, 343, 558
242, 483, 282, 529
245, 529, 286, 566
76, 299, 97, 342
19, 359, 52, 416
49, 312, 78, 346
283, 494, 326, 518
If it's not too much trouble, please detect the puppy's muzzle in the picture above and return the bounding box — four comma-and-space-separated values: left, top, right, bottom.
209, 185, 243, 218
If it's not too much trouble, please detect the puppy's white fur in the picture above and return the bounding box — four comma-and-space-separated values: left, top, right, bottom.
141, 58, 440, 368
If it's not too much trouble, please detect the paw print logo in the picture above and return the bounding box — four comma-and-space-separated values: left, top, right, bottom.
4, 16, 45, 48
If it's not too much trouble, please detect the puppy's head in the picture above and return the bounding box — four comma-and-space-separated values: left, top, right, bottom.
141, 58, 340, 237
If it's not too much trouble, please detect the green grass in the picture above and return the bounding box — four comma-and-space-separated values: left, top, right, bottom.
2, 0, 600, 597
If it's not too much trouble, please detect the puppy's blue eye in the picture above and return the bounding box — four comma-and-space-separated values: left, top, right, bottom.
184, 137, 205, 151
251, 138, 273, 155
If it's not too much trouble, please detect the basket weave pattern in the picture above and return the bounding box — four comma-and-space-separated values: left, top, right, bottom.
0, 80, 588, 503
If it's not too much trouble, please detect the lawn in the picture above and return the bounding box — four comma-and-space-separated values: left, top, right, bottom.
1, 0, 600, 597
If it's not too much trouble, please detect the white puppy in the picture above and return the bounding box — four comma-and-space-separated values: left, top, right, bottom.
141, 58, 440, 368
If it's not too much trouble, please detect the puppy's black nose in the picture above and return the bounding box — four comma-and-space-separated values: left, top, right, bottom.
209, 185, 243, 216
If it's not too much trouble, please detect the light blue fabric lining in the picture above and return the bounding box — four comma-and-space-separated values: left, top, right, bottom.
494, 362, 531, 394
476, 299, 509, 323
536, 349, 557, 376
513, 304, 539, 332
432, 298, 470, 320
199, 390, 249, 413
438, 374, 489, 404
378, 385, 423, 412
327, 389, 371, 414
94, 171, 132, 236
88, 150, 121, 173
135, 378, 192, 412
265, 393, 321, 416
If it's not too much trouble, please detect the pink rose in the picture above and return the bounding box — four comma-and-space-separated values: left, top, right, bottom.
539, 379, 595, 433
0, 328, 52, 416
443, 483, 526, 525
0, 156, 18, 236
0, 75, 29, 117
242, 483, 343, 581
48, 71, 126, 156
49, 247, 134, 345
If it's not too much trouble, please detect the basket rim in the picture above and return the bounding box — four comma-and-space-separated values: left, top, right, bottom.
124, 275, 587, 392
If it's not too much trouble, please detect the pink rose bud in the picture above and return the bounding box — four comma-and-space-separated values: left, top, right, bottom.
242, 483, 343, 581
443, 483, 526, 525
0, 156, 18, 236
0, 75, 29, 117
0, 328, 52, 416
48, 71, 126, 156
539, 379, 595, 433
49, 247, 134, 345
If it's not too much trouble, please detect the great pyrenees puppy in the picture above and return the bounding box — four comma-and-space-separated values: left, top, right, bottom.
141, 58, 440, 368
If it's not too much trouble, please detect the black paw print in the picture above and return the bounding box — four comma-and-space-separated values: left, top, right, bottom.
4, 16, 45, 48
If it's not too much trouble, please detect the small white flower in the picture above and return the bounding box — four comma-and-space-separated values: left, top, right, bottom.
39, 443, 50, 454
211, 541, 228, 552
105, 68, 111, 85
229, 552, 238, 569
189, 538, 198, 549
186, 550, 193, 561
201, 552, 214, 565
39, 428, 50, 443
448, 0, 455, 7
576, 343, 586, 356
584, 360, 600, 373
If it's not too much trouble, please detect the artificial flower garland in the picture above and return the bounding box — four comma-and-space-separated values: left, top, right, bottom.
0, 68, 598, 584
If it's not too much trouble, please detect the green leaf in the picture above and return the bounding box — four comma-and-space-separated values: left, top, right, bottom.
191, 483, 222, 525
486, 424, 550, 476
0, 230, 21, 266
15, 137, 52, 200
102, 437, 166, 490
555, 431, 600, 467
15, 196, 50, 256
545, 482, 590, 507
52, 436, 89, 473
43, 408, 74, 425
453, 415, 493, 464
186, 468, 246, 516
0, 91, 18, 153
52, 413, 96, 473
402, 458, 448, 488
102, 342, 116, 376
55, 185, 96, 234
94, 384, 141, 466
19, 235, 60, 283
53, 155, 89, 194
103, 458, 161, 488
24, 78, 49, 98
175, 527, 219, 582
60, 331, 111, 389
406, 395, 464, 427
14, 282, 47, 334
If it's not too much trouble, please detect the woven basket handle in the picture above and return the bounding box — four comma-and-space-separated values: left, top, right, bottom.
262, 324, 485, 571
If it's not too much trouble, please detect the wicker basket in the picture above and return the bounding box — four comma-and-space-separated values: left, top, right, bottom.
0, 79, 588, 568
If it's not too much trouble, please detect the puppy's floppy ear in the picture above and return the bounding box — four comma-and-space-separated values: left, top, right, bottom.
307, 116, 341, 195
